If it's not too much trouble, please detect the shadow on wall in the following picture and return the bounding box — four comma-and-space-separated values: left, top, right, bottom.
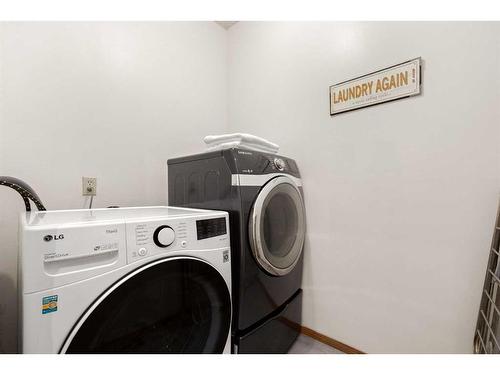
0, 192, 24, 354
0, 272, 17, 353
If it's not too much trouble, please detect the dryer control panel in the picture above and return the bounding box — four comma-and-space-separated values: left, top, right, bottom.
232, 149, 301, 177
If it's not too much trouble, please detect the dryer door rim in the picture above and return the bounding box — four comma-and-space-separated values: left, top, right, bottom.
248, 175, 306, 276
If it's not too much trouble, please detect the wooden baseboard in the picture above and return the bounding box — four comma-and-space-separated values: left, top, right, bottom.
300, 326, 364, 354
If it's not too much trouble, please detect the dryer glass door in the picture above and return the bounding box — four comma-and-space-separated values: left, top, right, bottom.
61, 258, 231, 353
249, 176, 306, 276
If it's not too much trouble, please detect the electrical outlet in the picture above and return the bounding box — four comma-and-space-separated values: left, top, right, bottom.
82, 177, 97, 196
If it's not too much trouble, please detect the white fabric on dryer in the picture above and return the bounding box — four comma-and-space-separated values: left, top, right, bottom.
203, 133, 279, 154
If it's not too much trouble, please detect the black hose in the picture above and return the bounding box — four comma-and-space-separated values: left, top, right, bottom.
0, 176, 46, 211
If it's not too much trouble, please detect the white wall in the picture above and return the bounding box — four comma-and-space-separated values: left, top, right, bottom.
228, 22, 500, 353
0, 22, 228, 353
1, 21, 499, 355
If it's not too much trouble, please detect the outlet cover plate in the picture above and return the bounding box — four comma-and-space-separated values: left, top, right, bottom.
82, 177, 97, 196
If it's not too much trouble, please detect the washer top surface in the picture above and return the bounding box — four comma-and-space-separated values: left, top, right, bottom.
23, 206, 219, 227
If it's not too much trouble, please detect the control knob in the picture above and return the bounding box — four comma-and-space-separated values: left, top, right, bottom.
274, 158, 285, 171
153, 225, 176, 248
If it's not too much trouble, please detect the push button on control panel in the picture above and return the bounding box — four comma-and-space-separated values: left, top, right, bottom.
138, 247, 148, 256
153, 225, 176, 248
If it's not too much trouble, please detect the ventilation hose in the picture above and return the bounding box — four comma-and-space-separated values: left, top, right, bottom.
0, 176, 46, 211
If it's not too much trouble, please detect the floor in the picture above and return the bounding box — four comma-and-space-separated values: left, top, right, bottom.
288, 334, 344, 354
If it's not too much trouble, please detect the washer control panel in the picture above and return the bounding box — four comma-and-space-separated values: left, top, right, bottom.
196, 217, 227, 240
125, 214, 228, 264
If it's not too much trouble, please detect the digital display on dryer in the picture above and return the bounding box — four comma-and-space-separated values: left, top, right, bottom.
196, 218, 227, 240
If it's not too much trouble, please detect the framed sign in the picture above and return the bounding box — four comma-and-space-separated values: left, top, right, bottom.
330, 57, 421, 116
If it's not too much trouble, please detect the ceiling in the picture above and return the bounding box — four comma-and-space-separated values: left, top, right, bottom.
215, 21, 238, 30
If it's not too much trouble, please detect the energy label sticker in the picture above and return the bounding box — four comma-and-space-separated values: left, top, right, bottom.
42, 295, 58, 314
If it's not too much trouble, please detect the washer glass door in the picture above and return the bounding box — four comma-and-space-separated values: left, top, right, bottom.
62, 258, 231, 353
249, 176, 306, 276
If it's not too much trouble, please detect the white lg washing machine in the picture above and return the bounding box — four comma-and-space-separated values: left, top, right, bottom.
19, 206, 231, 354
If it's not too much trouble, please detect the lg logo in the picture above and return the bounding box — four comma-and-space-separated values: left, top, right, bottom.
44, 234, 64, 242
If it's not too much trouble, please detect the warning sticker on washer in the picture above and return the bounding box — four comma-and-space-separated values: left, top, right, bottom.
42, 295, 58, 314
